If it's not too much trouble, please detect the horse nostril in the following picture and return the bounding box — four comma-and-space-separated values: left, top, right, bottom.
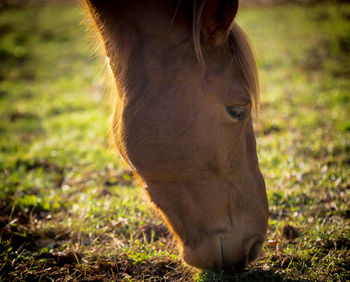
248, 240, 262, 262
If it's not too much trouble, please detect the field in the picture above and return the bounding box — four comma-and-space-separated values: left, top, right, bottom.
0, 2, 349, 281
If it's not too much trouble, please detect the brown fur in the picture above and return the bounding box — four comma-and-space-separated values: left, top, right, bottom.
83, 0, 268, 271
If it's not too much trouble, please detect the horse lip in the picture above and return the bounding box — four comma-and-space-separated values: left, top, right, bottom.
218, 234, 245, 271
219, 235, 225, 269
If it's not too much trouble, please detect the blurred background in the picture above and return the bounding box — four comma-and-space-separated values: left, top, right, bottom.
0, 0, 349, 281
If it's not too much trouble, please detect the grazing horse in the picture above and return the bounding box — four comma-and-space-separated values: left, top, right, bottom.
84, 0, 268, 271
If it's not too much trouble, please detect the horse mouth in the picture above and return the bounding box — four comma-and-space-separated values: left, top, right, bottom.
219, 235, 225, 268
217, 235, 246, 272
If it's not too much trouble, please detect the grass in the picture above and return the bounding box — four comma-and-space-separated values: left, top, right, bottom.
0, 2, 349, 281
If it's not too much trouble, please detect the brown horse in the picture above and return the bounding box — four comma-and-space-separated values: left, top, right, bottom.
83, 0, 268, 271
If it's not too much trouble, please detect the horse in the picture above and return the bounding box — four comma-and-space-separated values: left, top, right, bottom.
83, 0, 268, 271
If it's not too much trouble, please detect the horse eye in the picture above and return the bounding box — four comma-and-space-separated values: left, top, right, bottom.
226, 105, 246, 121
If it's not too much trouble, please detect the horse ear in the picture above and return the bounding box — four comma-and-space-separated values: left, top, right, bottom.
201, 0, 239, 45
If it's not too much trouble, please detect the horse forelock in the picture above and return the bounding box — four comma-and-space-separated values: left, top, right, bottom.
192, 0, 207, 66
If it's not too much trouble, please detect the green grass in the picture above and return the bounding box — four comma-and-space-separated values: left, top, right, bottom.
0, 2, 349, 281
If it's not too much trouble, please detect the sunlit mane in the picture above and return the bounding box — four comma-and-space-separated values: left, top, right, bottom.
229, 23, 260, 113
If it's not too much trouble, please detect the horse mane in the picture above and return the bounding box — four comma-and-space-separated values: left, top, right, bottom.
229, 23, 260, 113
